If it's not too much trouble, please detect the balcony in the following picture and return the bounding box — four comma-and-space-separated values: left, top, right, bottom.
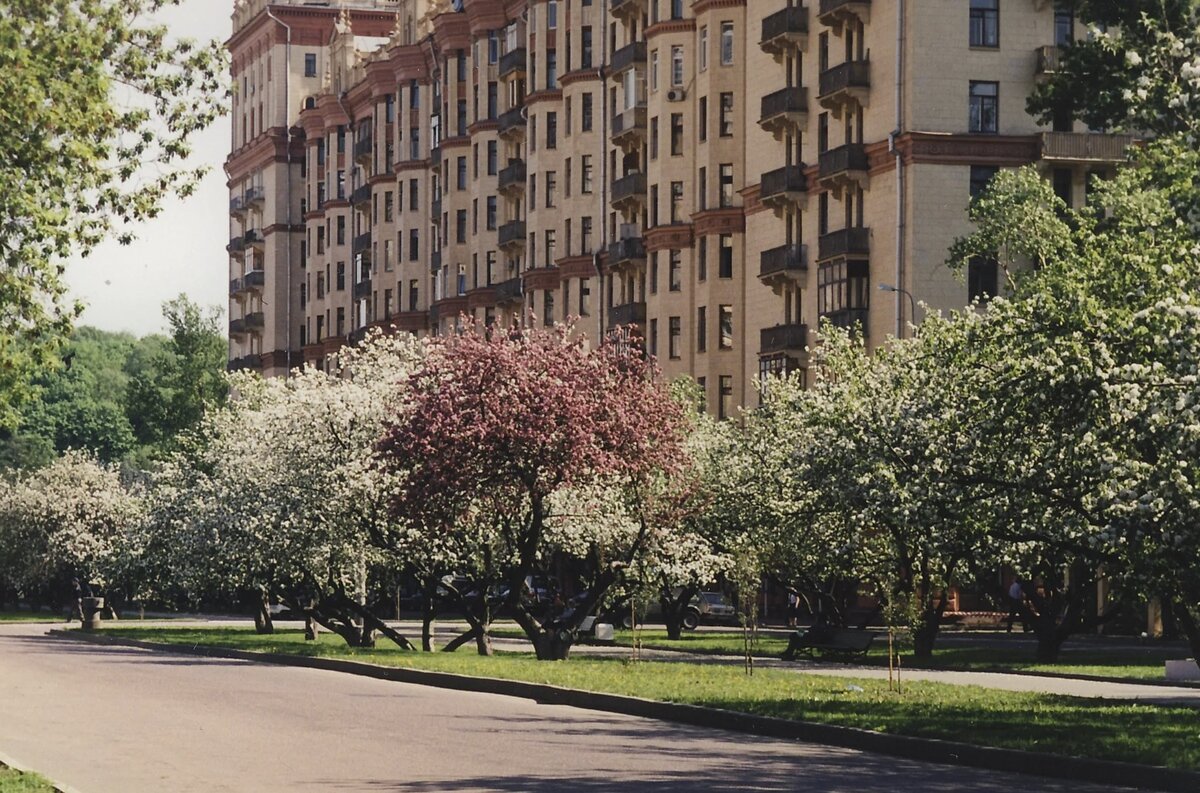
498, 159, 527, 197
608, 236, 646, 269
227, 355, 260, 373
609, 301, 647, 330
498, 107, 526, 140
611, 104, 648, 150
229, 196, 245, 217
818, 143, 870, 195
429, 146, 442, 170
431, 196, 442, 219
229, 277, 243, 296
244, 269, 266, 292
499, 47, 527, 80
1035, 45, 1061, 78
244, 229, 264, 250
354, 135, 373, 164
351, 183, 372, 207
818, 227, 871, 262
353, 232, 372, 254
761, 6, 810, 58
611, 42, 646, 79
353, 279, 372, 301
759, 166, 809, 212
495, 276, 524, 305
244, 186, 265, 207
1040, 132, 1136, 164
499, 220, 527, 251
228, 318, 247, 337
244, 312, 265, 333
611, 172, 647, 214
818, 60, 871, 114
430, 249, 442, 274
818, 0, 871, 29
759, 87, 809, 137
610, 0, 646, 23
760, 323, 809, 355
759, 244, 808, 288
227, 235, 247, 255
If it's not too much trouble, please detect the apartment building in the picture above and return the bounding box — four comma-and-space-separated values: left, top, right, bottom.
226, 0, 1134, 415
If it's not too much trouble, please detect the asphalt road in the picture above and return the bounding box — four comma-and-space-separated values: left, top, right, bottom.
0, 624, 1135, 793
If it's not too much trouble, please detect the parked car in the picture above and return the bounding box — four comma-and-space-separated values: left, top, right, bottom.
689, 591, 738, 626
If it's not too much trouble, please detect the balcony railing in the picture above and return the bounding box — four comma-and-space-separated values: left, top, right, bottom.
1040, 132, 1136, 163
229, 277, 243, 295
759, 244, 808, 279
228, 235, 246, 255
608, 236, 646, 266
244, 312, 265, 331
431, 197, 442, 219
609, 301, 647, 329
244, 186, 265, 206
227, 355, 260, 373
499, 220, 527, 248
612, 172, 647, 204
499, 47, 527, 79
498, 107, 526, 137
818, 0, 871, 23
611, 42, 647, 77
353, 232, 372, 254
760, 324, 809, 355
819, 143, 869, 179
244, 229, 264, 248
353, 279, 372, 301
354, 135, 373, 163
430, 249, 442, 273
1036, 45, 1061, 75
819, 60, 871, 100
498, 159, 527, 192
761, 87, 809, 123
229, 318, 247, 336
495, 276, 524, 304
229, 196, 245, 215
244, 270, 266, 290
612, 105, 648, 144
351, 184, 372, 207
761, 6, 809, 55
818, 227, 871, 261
760, 166, 808, 202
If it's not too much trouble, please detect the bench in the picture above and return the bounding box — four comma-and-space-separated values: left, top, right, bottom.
781, 627, 877, 663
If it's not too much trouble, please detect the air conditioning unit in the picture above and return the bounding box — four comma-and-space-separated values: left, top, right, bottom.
666, 88, 686, 102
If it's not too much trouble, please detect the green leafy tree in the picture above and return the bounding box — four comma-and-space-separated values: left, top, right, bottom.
0, 1, 225, 427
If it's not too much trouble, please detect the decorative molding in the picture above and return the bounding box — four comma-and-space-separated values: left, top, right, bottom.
523, 266, 562, 291
899, 132, 1041, 166
556, 255, 599, 279
559, 70, 602, 87
692, 208, 745, 237
646, 19, 697, 39
645, 223, 695, 252
692, 0, 747, 13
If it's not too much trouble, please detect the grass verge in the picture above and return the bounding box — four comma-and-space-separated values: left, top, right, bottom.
0, 766, 55, 793
102, 626, 1200, 772
0, 611, 67, 624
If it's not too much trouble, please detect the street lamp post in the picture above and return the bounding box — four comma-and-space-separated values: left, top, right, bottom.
878, 283, 917, 337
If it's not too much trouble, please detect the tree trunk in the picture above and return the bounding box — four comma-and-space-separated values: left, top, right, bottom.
532, 628, 574, 661
911, 609, 941, 659
253, 592, 275, 635
442, 627, 479, 653
340, 597, 416, 651
304, 614, 320, 641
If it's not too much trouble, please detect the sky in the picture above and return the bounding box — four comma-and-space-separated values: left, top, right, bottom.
65, 1, 233, 338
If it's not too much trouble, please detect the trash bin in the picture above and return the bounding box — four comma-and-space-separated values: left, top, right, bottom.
80, 597, 105, 631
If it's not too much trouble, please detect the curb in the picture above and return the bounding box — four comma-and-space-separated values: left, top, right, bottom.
0, 749, 84, 793
49, 629, 1200, 793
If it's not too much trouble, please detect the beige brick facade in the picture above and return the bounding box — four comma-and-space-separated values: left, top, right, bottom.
225, 0, 1133, 414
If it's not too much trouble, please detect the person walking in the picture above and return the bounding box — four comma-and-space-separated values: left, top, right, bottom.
787, 591, 800, 628
1005, 579, 1026, 633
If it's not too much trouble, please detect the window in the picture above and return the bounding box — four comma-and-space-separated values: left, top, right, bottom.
697, 306, 707, 353
699, 26, 708, 72
384, 191, 394, 222
456, 210, 467, 243
581, 27, 593, 68
671, 46, 684, 86
304, 53, 317, 77
968, 256, 999, 303
650, 50, 659, 92
718, 376, 733, 420
670, 182, 683, 223
668, 316, 681, 359
818, 260, 870, 329
336, 215, 345, 245
649, 251, 659, 294
409, 279, 419, 311
486, 196, 497, 230
699, 96, 708, 141
719, 164, 733, 208
579, 277, 591, 316
718, 234, 733, 278
545, 229, 556, 265
409, 229, 420, 261
970, 165, 999, 199
719, 305, 733, 349
969, 0, 999, 48
547, 112, 558, 148
546, 51, 557, 89
548, 0, 557, 29
719, 93, 734, 136
1055, 5, 1075, 47
546, 171, 557, 207
650, 116, 659, 159
582, 93, 593, 131
698, 236, 707, 281
543, 290, 555, 326
649, 318, 658, 357
698, 167, 707, 211
670, 113, 683, 155
457, 156, 467, 189
336, 262, 346, 290
969, 81, 999, 133
669, 249, 682, 291
581, 216, 593, 253
581, 156, 593, 193
720, 22, 734, 65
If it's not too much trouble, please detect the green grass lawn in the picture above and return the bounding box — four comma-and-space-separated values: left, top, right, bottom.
0, 611, 67, 624
102, 625, 1200, 772
0, 766, 55, 793
566, 628, 1188, 683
